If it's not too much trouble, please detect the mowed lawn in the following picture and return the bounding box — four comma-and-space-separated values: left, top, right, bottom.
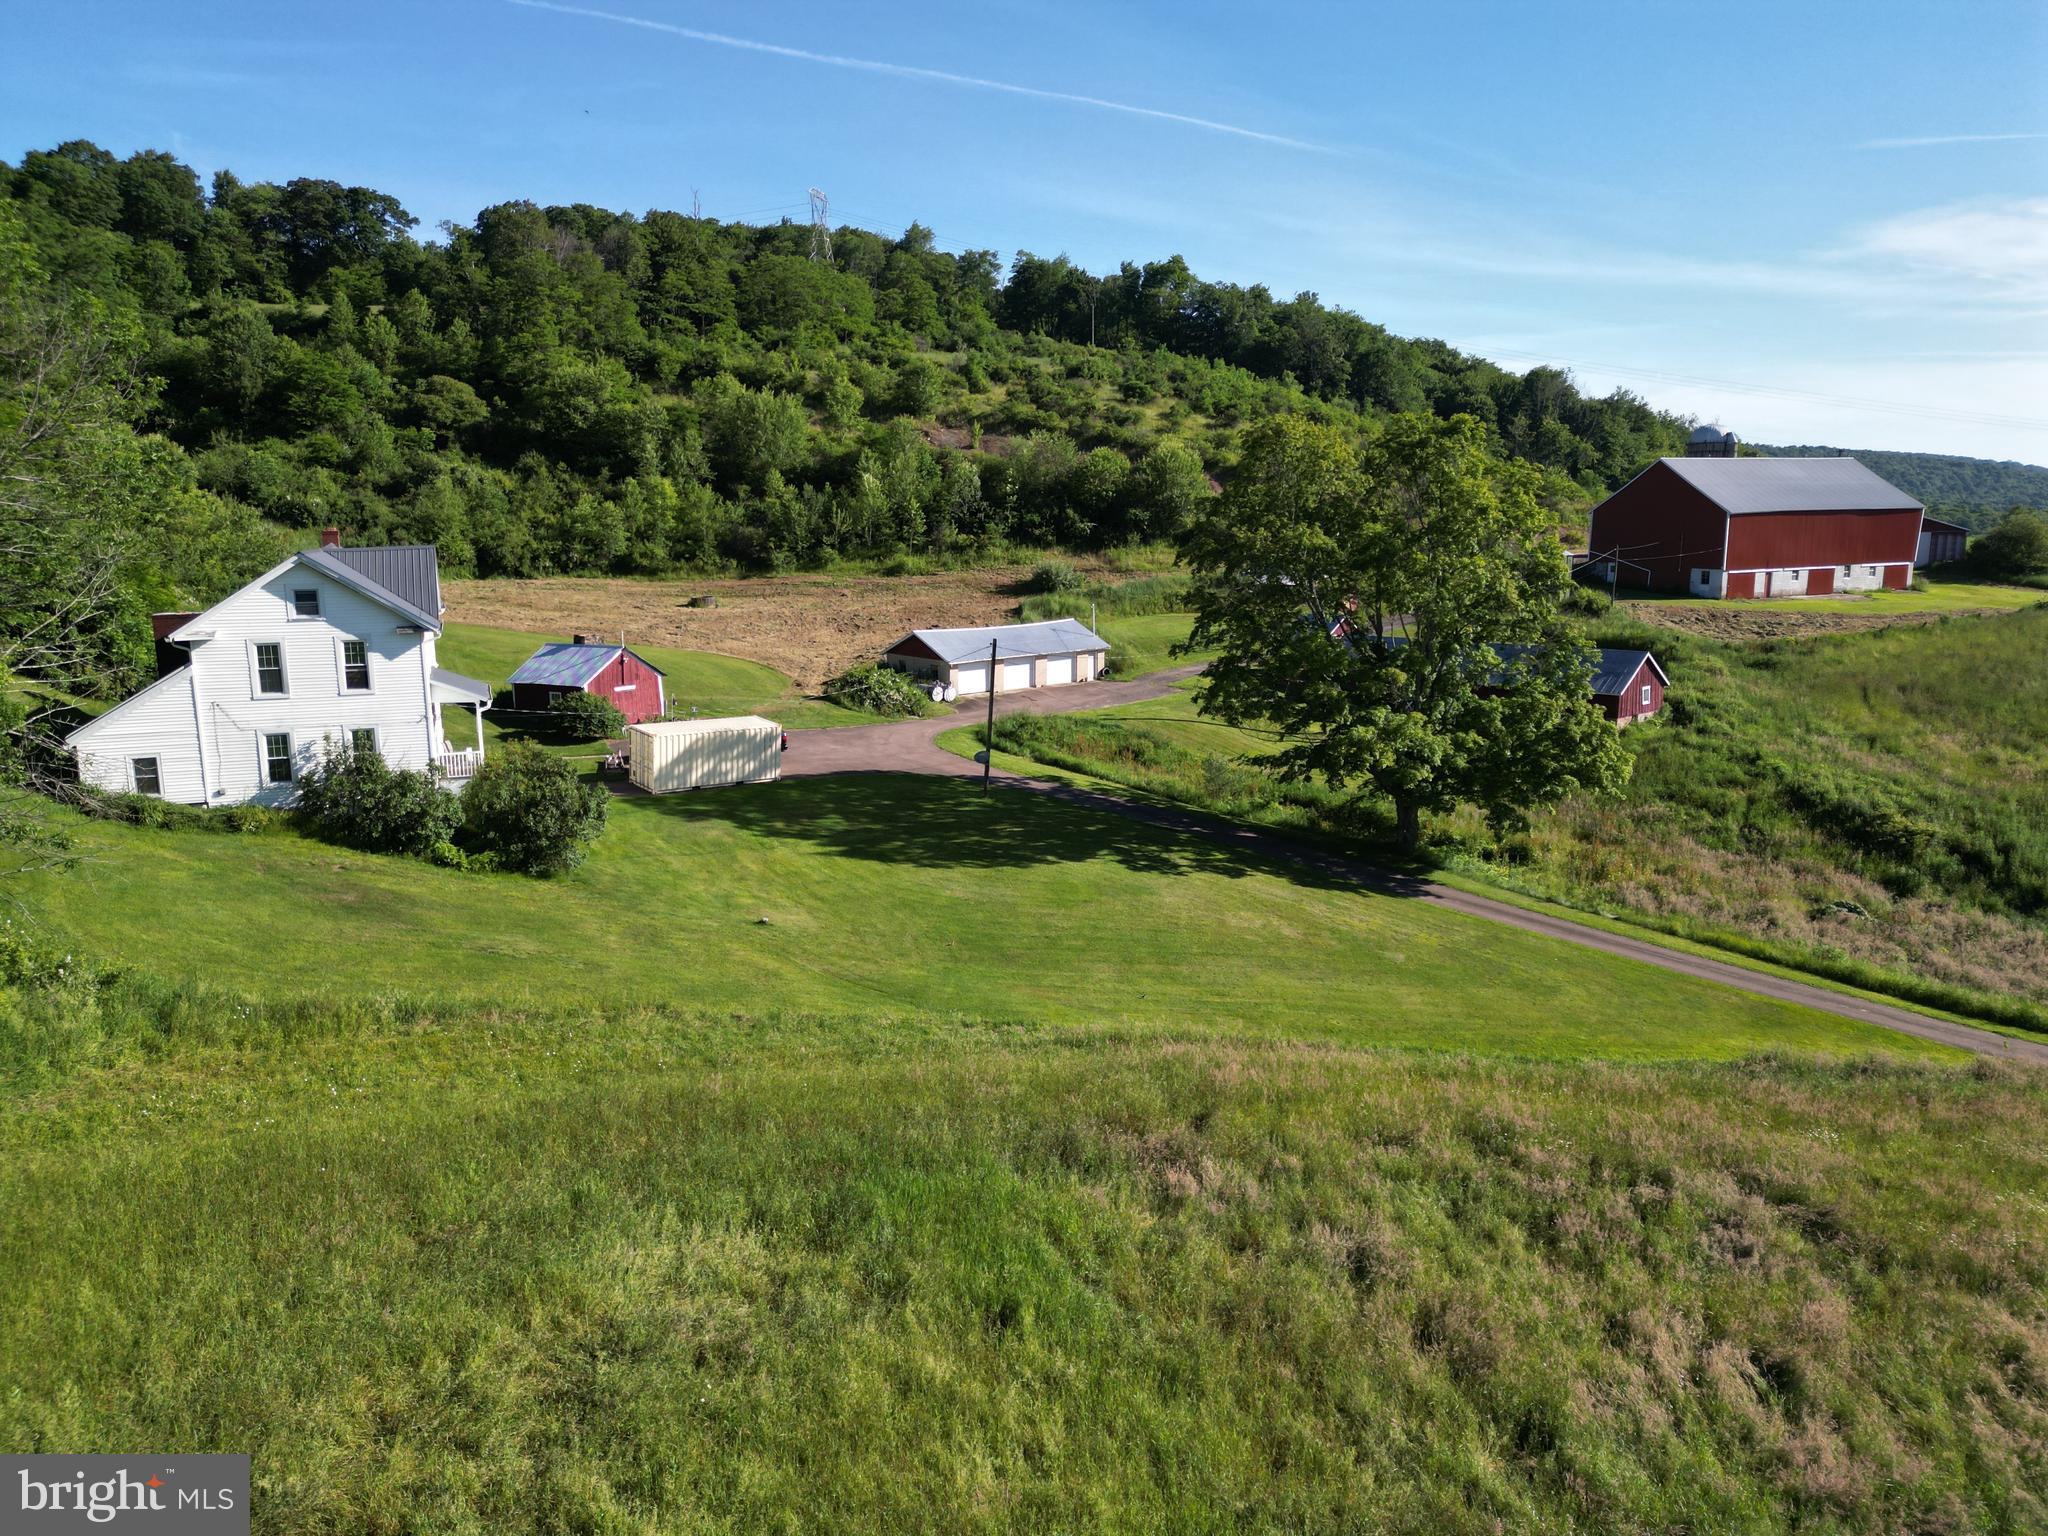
20, 775, 1948, 1061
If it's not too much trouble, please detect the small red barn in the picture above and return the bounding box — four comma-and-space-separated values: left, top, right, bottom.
1589, 648, 1668, 726
508, 637, 667, 724
1587, 457, 1922, 598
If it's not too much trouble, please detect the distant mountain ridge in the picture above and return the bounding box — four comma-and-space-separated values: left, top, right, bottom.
1753, 445, 2048, 530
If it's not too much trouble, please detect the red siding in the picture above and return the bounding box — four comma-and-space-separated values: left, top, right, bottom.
1806, 565, 1836, 596
583, 650, 665, 723
1726, 571, 1758, 599
1725, 508, 1922, 571
1884, 563, 1911, 590
511, 651, 665, 724
1597, 659, 1664, 724
1586, 463, 1726, 593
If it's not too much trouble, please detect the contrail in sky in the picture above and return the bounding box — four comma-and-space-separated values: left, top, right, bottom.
1858, 131, 2048, 149
503, 0, 1335, 153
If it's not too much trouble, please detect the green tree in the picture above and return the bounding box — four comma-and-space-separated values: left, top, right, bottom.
1967, 508, 2048, 579
1180, 413, 1628, 850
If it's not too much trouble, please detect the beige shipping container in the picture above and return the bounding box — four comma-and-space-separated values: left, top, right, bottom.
627, 715, 782, 792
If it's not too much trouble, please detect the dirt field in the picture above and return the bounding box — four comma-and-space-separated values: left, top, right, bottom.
1633, 604, 1958, 644
443, 567, 1043, 689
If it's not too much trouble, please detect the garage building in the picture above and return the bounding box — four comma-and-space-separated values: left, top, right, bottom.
882, 619, 1110, 696
1586, 456, 1924, 599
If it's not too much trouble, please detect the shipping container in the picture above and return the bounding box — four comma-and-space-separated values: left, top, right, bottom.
628, 715, 782, 793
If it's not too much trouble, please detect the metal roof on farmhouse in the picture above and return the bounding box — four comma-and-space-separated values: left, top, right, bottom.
508, 641, 665, 688
298, 545, 444, 630
1654, 456, 1922, 515
887, 618, 1109, 665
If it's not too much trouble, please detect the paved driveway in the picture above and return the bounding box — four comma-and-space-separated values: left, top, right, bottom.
781, 664, 1206, 778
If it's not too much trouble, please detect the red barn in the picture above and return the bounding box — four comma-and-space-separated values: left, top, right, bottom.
1587, 457, 1923, 599
508, 637, 667, 723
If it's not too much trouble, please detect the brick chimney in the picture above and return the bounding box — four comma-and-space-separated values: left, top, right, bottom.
320, 526, 341, 548
150, 612, 200, 679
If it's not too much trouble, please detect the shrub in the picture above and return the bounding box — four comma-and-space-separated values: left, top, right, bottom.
1561, 583, 1613, 617
1028, 557, 1083, 595
458, 742, 609, 876
294, 743, 459, 857
824, 663, 939, 718
1967, 508, 2048, 580
549, 691, 628, 741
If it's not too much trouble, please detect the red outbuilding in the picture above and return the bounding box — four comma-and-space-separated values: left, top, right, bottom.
507, 636, 668, 723
1586, 456, 1923, 599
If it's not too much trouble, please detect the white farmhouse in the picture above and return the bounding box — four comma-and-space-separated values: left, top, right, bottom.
67, 530, 492, 806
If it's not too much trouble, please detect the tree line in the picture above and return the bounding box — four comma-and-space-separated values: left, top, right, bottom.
0, 137, 1697, 601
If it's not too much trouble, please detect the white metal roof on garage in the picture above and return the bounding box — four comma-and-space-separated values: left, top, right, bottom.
887, 618, 1109, 664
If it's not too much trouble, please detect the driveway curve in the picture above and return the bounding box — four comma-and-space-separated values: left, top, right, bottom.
781, 667, 2048, 1065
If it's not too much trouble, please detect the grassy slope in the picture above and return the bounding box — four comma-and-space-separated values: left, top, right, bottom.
968, 610, 2048, 1025
3, 1010, 2042, 1533
8, 779, 1940, 1063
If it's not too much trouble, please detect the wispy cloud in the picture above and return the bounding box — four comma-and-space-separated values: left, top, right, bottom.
1834, 197, 2048, 305
1857, 131, 2048, 149
502, 0, 1335, 154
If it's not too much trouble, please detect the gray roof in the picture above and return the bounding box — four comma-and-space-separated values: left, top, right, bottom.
306, 544, 444, 628
889, 618, 1110, 665
1379, 637, 1667, 697
1657, 456, 1921, 515
431, 666, 492, 704
508, 641, 665, 687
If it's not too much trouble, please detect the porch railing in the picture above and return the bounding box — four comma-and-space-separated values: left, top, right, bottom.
436, 750, 484, 781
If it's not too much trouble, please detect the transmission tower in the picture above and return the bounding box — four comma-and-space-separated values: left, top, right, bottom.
807, 187, 832, 263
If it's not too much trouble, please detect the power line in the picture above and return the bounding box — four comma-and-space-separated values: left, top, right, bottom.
807, 187, 833, 263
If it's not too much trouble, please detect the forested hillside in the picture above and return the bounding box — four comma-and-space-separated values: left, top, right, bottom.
1756, 444, 2048, 528
2, 138, 1690, 600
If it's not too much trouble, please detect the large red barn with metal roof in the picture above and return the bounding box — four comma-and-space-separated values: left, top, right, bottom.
1586, 456, 1925, 599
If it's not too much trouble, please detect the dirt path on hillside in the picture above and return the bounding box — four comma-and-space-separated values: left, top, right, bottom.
447, 565, 1114, 690
778, 669, 2048, 1065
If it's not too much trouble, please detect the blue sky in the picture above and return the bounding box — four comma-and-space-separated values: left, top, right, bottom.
6, 0, 2045, 461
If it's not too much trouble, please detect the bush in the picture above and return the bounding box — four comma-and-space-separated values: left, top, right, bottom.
1028, 557, 1083, 595
458, 742, 609, 876
549, 691, 628, 741
823, 663, 940, 718
1562, 582, 1613, 617
1967, 508, 2048, 580
294, 743, 459, 857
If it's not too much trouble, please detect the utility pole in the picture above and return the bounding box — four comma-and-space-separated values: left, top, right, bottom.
807, 187, 832, 263
982, 637, 997, 793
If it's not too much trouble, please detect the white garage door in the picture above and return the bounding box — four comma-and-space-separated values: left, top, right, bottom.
1000, 659, 1035, 690
1043, 655, 1076, 686
953, 664, 989, 695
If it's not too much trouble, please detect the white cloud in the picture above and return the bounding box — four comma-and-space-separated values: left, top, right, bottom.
1834, 198, 2048, 304
501, 0, 1336, 154
1857, 131, 2048, 150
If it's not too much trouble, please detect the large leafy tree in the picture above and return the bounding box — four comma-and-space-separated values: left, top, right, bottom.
1181, 412, 1628, 849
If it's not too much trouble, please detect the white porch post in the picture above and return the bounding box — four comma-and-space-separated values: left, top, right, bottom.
473, 701, 485, 759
